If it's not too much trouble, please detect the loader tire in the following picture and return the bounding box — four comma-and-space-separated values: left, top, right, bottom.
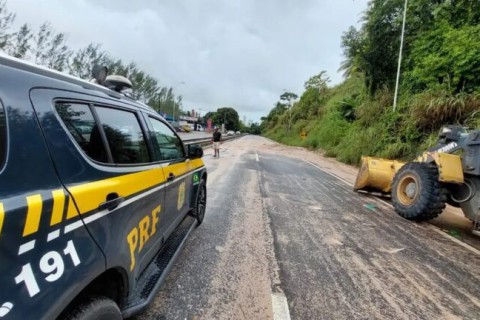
392, 162, 446, 221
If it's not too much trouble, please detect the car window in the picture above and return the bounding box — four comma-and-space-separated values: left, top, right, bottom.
0, 103, 6, 169
149, 117, 185, 161
55, 102, 109, 163
95, 106, 150, 164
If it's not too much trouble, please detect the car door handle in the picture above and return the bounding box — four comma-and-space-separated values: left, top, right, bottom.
99, 195, 124, 211
167, 173, 176, 182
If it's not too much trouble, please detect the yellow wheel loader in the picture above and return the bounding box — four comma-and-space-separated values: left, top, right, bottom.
354, 125, 480, 233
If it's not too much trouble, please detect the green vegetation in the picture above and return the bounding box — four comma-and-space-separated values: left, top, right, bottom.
262, 0, 480, 165
201, 108, 262, 133
0, 0, 185, 117
203, 107, 241, 131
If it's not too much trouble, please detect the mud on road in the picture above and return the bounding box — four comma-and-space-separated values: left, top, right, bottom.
136, 135, 480, 320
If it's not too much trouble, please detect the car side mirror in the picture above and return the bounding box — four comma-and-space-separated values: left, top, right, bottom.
188, 144, 204, 159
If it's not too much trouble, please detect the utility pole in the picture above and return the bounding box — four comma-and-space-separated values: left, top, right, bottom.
393, 0, 408, 112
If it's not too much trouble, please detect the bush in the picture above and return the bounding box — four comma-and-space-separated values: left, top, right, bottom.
305, 111, 350, 153
409, 89, 480, 132
355, 88, 393, 126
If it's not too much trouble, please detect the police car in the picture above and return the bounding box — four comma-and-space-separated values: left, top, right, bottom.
0, 53, 207, 319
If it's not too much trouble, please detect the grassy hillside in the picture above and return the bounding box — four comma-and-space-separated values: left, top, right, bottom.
263, 73, 480, 166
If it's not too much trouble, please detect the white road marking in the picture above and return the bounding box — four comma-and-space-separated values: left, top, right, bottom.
271, 292, 291, 320
255, 152, 259, 162
303, 159, 480, 257
304, 160, 353, 186
47, 230, 60, 242
18, 240, 35, 255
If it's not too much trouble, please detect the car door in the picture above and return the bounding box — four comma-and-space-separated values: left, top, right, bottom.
30, 89, 168, 282
0, 89, 105, 320
144, 115, 193, 237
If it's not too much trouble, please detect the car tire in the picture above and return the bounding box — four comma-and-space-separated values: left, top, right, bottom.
193, 179, 207, 226
392, 162, 446, 221
62, 296, 122, 320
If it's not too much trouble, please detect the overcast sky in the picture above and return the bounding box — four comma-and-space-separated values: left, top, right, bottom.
7, 0, 368, 122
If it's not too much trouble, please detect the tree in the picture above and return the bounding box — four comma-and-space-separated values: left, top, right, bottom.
361, 0, 405, 94
403, 0, 480, 94
149, 87, 180, 117
0, 2, 184, 119
280, 91, 298, 104
0, 0, 15, 51
278, 92, 298, 133
7, 23, 32, 58
339, 26, 364, 78
408, 24, 480, 93
296, 86, 325, 119
339, 0, 480, 96
69, 43, 110, 79
213, 107, 240, 131
304, 71, 330, 93
33, 22, 71, 71
248, 122, 262, 135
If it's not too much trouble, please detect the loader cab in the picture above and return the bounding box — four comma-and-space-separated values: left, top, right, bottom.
438, 125, 467, 144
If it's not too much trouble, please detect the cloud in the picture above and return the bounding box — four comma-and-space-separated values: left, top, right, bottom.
7, 0, 368, 122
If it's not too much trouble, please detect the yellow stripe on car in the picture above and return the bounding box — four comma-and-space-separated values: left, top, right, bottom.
50, 189, 65, 226
0, 202, 4, 237
189, 159, 204, 171
66, 196, 79, 219
62, 162, 204, 219
164, 162, 189, 179
23, 194, 43, 237
67, 167, 167, 217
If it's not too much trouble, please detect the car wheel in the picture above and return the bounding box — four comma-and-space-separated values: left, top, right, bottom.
62, 296, 122, 320
193, 179, 207, 226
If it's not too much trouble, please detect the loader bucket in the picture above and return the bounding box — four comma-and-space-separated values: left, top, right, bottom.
353, 157, 405, 193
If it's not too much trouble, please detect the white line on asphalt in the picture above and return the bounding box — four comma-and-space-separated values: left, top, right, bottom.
271, 292, 291, 320
255, 152, 259, 162
303, 160, 353, 187
303, 159, 480, 257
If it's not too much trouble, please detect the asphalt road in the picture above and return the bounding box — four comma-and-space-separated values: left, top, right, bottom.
135, 135, 480, 320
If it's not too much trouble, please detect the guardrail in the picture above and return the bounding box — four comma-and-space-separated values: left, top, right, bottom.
183, 134, 243, 146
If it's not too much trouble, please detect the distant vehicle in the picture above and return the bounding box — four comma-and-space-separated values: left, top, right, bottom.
227, 131, 234, 136
236, 131, 241, 135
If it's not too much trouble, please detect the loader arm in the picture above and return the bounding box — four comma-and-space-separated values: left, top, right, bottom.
354, 152, 464, 193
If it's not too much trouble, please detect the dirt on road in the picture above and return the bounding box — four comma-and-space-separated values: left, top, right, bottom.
139, 136, 480, 320
229, 137, 480, 252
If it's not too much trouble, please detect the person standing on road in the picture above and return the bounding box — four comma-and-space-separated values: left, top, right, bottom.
212, 127, 222, 157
